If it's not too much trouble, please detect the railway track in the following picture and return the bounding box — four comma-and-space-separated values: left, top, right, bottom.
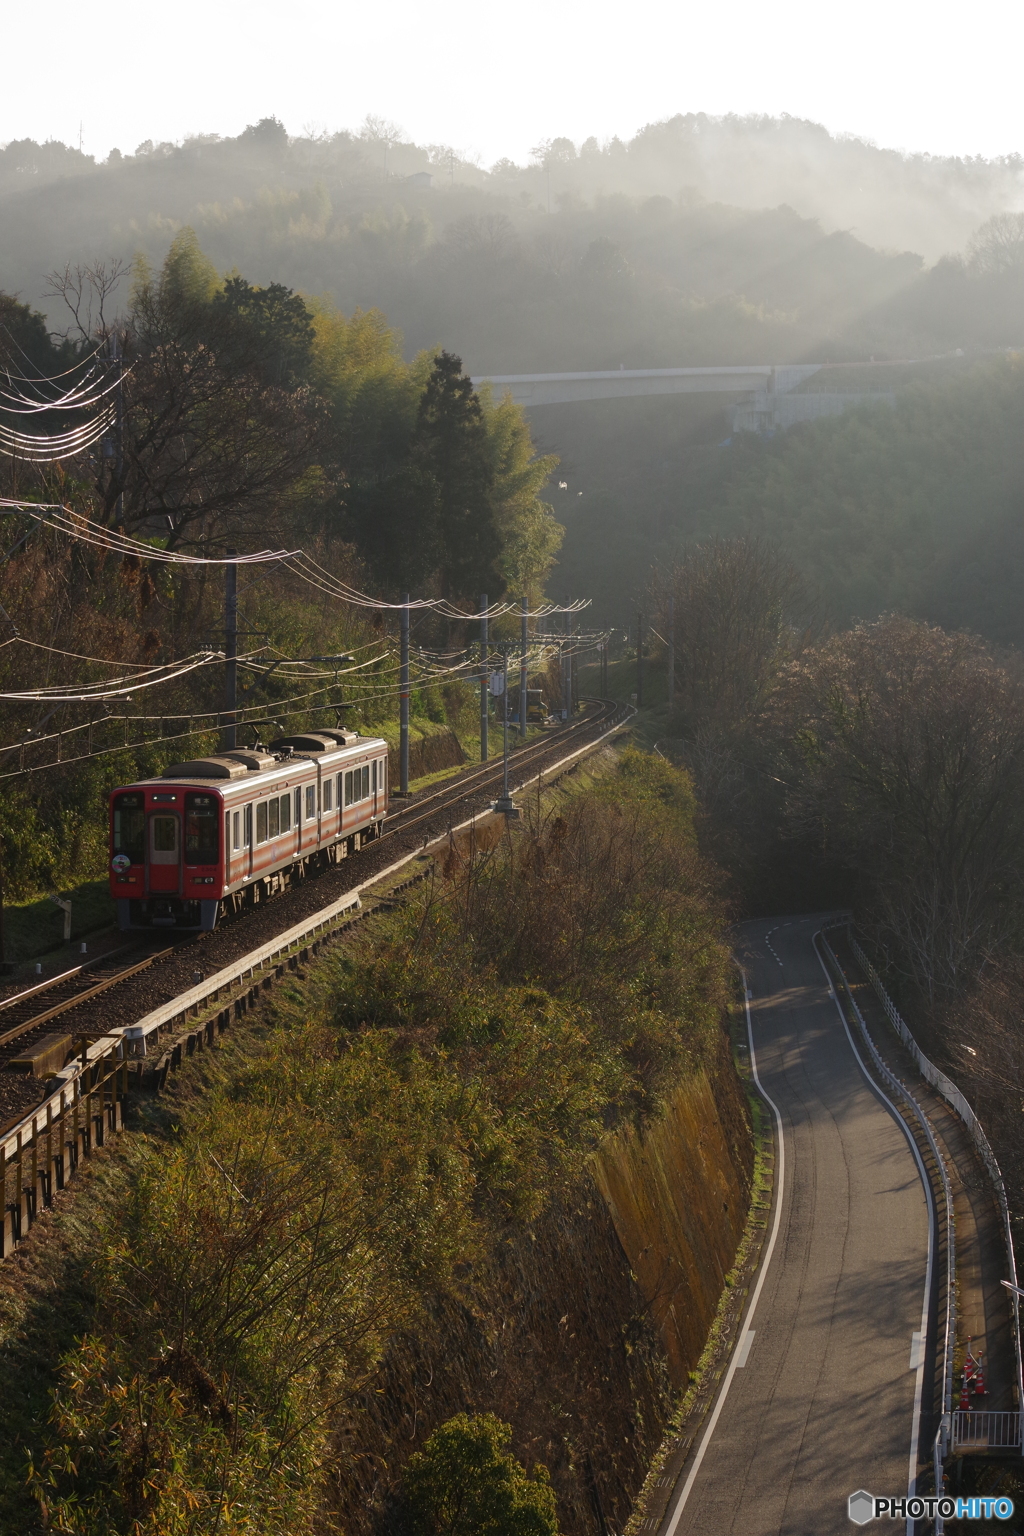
1, 697, 631, 1258
0, 699, 628, 1140
380, 697, 619, 841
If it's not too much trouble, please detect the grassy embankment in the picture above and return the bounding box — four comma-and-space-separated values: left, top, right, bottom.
0, 744, 748, 1535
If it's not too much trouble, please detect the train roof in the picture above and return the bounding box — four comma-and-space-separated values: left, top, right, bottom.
119, 732, 388, 792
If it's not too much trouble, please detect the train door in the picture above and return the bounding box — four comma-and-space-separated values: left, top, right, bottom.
147, 810, 181, 894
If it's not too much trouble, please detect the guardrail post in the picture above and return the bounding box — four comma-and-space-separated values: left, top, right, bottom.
0, 1144, 10, 1258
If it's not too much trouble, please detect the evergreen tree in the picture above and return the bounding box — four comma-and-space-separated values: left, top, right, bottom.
413, 351, 502, 602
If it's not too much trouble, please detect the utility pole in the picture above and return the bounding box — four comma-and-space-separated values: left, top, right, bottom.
400, 594, 410, 794
0, 848, 7, 975
520, 595, 528, 740
480, 594, 489, 761
571, 613, 577, 711
222, 548, 237, 751
106, 329, 125, 531
563, 602, 572, 718
493, 647, 519, 817
601, 639, 608, 698
667, 593, 675, 715
636, 610, 644, 708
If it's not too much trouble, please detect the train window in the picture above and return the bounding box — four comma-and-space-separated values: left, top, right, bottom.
305, 785, 315, 820
256, 802, 268, 844
372, 759, 377, 792
344, 769, 353, 806
323, 779, 332, 812
150, 815, 178, 864
295, 787, 302, 824
268, 797, 280, 838
361, 765, 370, 799
336, 773, 343, 810
280, 793, 291, 832
244, 804, 253, 846
112, 793, 146, 863
185, 793, 219, 864
232, 811, 241, 851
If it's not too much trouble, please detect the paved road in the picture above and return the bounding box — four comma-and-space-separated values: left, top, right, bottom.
664, 916, 931, 1536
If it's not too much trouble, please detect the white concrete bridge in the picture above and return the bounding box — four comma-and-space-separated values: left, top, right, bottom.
471, 363, 894, 432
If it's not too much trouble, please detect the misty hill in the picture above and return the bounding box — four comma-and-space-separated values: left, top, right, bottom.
5, 115, 1024, 378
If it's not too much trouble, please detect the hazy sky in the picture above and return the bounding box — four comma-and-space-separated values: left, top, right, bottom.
5, 0, 1023, 167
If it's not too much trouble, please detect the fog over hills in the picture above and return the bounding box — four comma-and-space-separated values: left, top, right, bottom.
4, 112, 1024, 374
7, 110, 1024, 637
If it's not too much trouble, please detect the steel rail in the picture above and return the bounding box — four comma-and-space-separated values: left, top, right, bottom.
0, 946, 175, 1055
382, 698, 619, 839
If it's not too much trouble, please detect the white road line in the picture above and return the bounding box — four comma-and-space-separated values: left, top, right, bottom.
661, 964, 787, 1535
735, 1330, 755, 1368
812, 935, 935, 1536
763, 924, 785, 968
909, 1332, 923, 1371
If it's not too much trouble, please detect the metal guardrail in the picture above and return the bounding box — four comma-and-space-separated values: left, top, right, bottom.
952, 1411, 1021, 1452
1, 1037, 126, 1258
819, 929, 958, 1522
846, 930, 1024, 1443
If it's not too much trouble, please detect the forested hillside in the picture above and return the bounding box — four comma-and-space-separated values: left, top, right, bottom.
550, 356, 1024, 641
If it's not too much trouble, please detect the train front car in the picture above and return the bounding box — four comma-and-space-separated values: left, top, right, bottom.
109, 729, 390, 932
110, 781, 225, 931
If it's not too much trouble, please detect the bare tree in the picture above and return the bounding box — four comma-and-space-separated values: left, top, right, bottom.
650, 537, 812, 737
779, 615, 1024, 997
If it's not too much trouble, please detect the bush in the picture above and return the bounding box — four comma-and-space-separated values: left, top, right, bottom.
402, 1414, 557, 1536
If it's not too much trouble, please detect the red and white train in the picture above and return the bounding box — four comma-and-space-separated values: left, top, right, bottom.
108, 729, 389, 931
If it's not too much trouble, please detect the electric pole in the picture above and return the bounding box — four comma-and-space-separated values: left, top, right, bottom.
636, 610, 644, 707
520, 595, 529, 740
493, 646, 519, 817
400, 594, 410, 794
107, 329, 125, 532
667, 593, 675, 715
222, 548, 237, 751
480, 594, 489, 761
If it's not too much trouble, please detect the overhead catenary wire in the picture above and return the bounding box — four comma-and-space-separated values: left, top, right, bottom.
0, 366, 124, 414
0, 501, 591, 620
0, 649, 222, 703
0, 332, 105, 387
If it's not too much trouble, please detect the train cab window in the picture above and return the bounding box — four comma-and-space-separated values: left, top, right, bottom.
185, 794, 219, 865
256, 802, 268, 845
305, 785, 316, 820
280, 793, 291, 831
323, 779, 333, 812
150, 815, 179, 864
112, 792, 146, 863
232, 811, 241, 851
